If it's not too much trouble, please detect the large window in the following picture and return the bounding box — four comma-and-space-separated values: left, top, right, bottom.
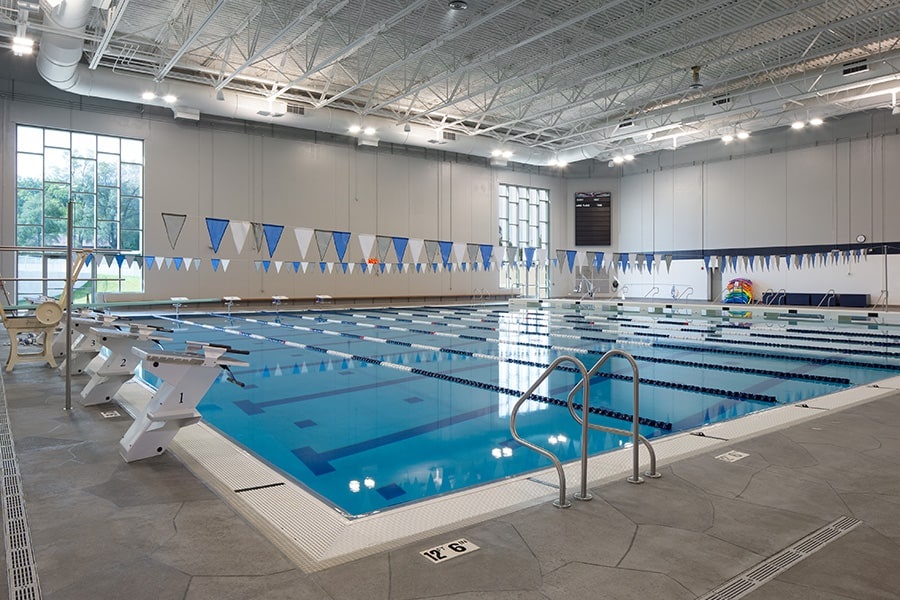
15, 126, 144, 302
498, 184, 549, 298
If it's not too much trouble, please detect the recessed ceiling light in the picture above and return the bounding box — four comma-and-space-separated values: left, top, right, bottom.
736, 131, 750, 140
722, 134, 734, 143
501, 150, 513, 159
791, 121, 805, 129
612, 156, 625, 164
809, 117, 824, 126
448, 0, 467, 10
491, 149, 503, 157
624, 154, 635, 161
162, 94, 177, 103
141, 91, 156, 101
348, 124, 361, 134
363, 126, 376, 135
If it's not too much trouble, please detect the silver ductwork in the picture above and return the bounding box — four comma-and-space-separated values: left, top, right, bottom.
35, 0, 93, 91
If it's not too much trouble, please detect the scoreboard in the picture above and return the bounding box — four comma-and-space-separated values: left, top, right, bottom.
574, 192, 611, 246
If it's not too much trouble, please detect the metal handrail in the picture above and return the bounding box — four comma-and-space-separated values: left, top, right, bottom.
676, 286, 694, 300
509, 355, 589, 508
643, 286, 659, 298
566, 350, 659, 492
817, 289, 836, 308
764, 289, 786, 305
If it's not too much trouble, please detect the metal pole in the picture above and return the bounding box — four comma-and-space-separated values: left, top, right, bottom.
884, 244, 889, 312
64, 201, 74, 411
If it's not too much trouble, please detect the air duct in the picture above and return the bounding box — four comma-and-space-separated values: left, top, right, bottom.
35, 0, 93, 91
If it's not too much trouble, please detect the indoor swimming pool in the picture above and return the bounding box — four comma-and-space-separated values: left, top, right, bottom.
142, 303, 900, 518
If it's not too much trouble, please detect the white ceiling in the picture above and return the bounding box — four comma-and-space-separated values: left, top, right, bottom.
3, 0, 900, 165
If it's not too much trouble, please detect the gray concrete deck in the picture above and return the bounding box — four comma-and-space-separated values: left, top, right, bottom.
3, 354, 900, 599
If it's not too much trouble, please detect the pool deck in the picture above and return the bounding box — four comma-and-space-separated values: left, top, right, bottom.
4, 353, 900, 598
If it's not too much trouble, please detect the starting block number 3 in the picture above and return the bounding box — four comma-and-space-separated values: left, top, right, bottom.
420, 538, 479, 564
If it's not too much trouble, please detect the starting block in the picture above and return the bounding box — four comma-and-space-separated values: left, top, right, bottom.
1, 301, 63, 372
55, 312, 123, 375
119, 342, 249, 462
79, 324, 172, 406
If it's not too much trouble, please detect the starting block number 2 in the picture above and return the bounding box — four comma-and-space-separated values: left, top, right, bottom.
420, 538, 479, 564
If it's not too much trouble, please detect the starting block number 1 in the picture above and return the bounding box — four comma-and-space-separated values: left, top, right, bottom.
420, 538, 479, 564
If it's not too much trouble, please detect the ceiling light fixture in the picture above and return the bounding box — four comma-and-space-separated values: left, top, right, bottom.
363, 126, 376, 135
809, 117, 824, 126
448, 0, 468, 10
736, 131, 750, 140
612, 156, 625, 165
12, 35, 33, 56
624, 154, 635, 161
162, 94, 177, 103
721, 134, 734, 143
791, 121, 805, 129
348, 124, 362, 134
141, 91, 156, 101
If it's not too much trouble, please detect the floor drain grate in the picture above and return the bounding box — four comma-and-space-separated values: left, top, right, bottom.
699, 515, 861, 600
0, 373, 42, 600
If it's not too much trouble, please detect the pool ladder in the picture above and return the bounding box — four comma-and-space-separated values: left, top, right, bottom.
509, 350, 660, 508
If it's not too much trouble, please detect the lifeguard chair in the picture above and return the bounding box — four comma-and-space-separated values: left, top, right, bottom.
1, 250, 89, 371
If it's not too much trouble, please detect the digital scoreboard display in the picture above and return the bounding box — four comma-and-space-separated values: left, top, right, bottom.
574, 192, 611, 246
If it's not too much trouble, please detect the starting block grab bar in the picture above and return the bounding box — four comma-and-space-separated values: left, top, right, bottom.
119, 342, 249, 462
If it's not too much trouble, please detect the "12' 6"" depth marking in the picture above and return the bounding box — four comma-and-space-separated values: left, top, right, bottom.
419, 538, 480, 564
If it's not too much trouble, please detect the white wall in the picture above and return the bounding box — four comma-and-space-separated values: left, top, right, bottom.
0, 92, 568, 303
563, 113, 900, 304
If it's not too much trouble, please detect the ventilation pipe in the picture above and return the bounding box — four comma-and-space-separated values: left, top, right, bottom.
35, 0, 93, 91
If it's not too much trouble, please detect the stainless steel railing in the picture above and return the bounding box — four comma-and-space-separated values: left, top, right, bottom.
509, 350, 660, 508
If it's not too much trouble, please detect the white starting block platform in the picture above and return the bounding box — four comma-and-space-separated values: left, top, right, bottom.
120, 342, 249, 462
56, 312, 122, 375
80, 324, 172, 406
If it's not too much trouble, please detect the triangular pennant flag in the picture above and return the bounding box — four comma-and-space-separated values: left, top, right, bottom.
452, 242, 467, 267
300, 262, 308, 273
161, 212, 187, 249
796, 254, 803, 269
416, 263, 422, 273
764, 255, 771, 270
480, 244, 493, 270
703, 255, 711, 271
505, 246, 518, 266
467, 243, 480, 266
566, 250, 577, 273
358, 233, 376, 260
294, 227, 313, 260
125, 255, 134, 267
333, 231, 351, 262
274, 261, 283, 273
408, 238, 425, 263
292, 261, 301, 273
347, 263, 355, 274
251, 222, 265, 253
145, 255, 156, 270
230, 221, 251, 253
425, 240, 438, 263
392, 237, 409, 263
594, 251, 605, 270
85, 253, 94, 266
319, 262, 327, 273
114, 254, 125, 268
192, 258, 201, 271
376, 235, 393, 262
524, 247, 536, 269
103, 253, 115, 267
748, 255, 755, 270
211, 258, 221, 272
164, 257, 174, 269
262, 224, 285, 258
360, 262, 368, 273
665, 254, 672, 272
556, 250, 567, 270
254, 260, 263, 272
206, 218, 229, 253
221, 258, 230, 272
438, 241, 453, 268
645, 253, 654, 272
315, 229, 333, 260
635, 253, 645, 272
132, 256, 142, 268
340, 262, 348, 273
327, 262, 334, 274
619, 253, 628, 272
729, 255, 738, 271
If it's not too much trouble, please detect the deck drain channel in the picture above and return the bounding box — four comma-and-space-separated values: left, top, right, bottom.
0, 371, 42, 600
699, 515, 861, 600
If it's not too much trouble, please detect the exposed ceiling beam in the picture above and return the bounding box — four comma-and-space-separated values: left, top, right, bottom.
88, 0, 132, 70
155, 0, 226, 81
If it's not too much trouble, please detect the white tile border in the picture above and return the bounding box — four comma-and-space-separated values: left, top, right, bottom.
117, 376, 897, 573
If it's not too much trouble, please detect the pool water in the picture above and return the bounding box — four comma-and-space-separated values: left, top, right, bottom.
143, 304, 900, 517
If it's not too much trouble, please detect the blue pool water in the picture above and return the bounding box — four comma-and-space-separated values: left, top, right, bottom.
142, 305, 900, 517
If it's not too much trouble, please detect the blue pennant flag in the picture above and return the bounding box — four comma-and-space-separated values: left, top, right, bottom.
292, 261, 301, 273
319, 262, 327, 273
432, 263, 439, 272
360, 262, 368, 273
341, 262, 348, 273
144, 256, 155, 270
211, 258, 220, 272
748, 255, 755, 270
438, 241, 453, 268
114, 254, 125, 267
380, 263, 387, 274
333, 231, 351, 262
416, 263, 422, 273
173, 257, 184, 270
594, 251, 604, 270
703, 255, 711, 270
730, 255, 738, 271
392, 237, 409, 263
524, 247, 535, 269
645, 253, 654, 272
619, 254, 628, 272
85, 253, 94, 266
764, 255, 771, 270
480, 244, 493, 270
262, 260, 271, 272
262, 224, 284, 258
205, 218, 229, 253
566, 250, 577, 272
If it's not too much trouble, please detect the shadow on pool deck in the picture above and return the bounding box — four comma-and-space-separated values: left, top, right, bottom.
3, 354, 900, 599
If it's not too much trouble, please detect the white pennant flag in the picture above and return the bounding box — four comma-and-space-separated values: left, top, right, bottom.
164, 257, 174, 269
294, 227, 314, 260
452, 242, 467, 267
221, 259, 230, 272
347, 262, 356, 274
408, 238, 425, 263
274, 261, 283, 273
358, 233, 376, 260
192, 258, 201, 271
230, 221, 251, 253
